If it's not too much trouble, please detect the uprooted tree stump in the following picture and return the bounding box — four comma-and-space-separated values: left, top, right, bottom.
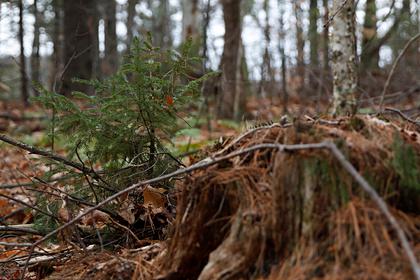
158, 116, 420, 280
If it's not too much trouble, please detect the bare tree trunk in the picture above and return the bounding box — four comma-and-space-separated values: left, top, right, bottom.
125, 0, 138, 51
278, 0, 288, 114
202, 0, 211, 71
50, 0, 63, 91
182, 0, 200, 42
361, 0, 378, 71
318, 0, 330, 110
233, 39, 247, 120
218, 0, 242, 119
258, 0, 274, 100
331, 0, 357, 115
153, 0, 172, 49
293, 0, 305, 96
92, 2, 100, 79
18, 0, 29, 106
62, 0, 97, 95
103, 0, 118, 75
309, 0, 319, 89
31, 0, 41, 95
322, 0, 330, 73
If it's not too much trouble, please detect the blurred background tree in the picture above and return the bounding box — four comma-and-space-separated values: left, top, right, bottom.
0, 0, 418, 116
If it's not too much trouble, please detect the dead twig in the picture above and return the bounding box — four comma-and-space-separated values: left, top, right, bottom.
323, 0, 349, 29
20, 141, 420, 279
0, 134, 115, 192
0, 134, 91, 174
0, 193, 58, 221
0, 242, 34, 247
379, 33, 420, 112
0, 113, 47, 122
0, 174, 76, 190
0, 224, 41, 235
384, 107, 420, 127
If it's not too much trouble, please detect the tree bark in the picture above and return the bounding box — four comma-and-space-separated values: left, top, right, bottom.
309, 0, 319, 88
182, 0, 200, 42
278, 0, 288, 114
103, 0, 118, 75
50, 0, 63, 92
322, 0, 330, 73
31, 0, 41, 95
62, 0, 97, 95
218, 0, 242, 119
318, 0, 331, 110
361, 0, 378, 71
309, 0, 319, 66
258, 0, 274, 99
153, 0, 172, 49
125, 0, 138, 51
293, 0, 305, 95
18, 0, 29, 106
331, 0, 357, 115
362, 0, 411, 66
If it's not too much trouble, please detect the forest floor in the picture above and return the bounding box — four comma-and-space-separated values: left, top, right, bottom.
0, 97, 419, 280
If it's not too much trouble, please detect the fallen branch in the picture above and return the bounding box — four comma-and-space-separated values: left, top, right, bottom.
0, 134, 115, 192
384, 107, 420, 127
21, 141, 420, 280
0, 224, 41, 235
379, 33, 420, 112
0, 193, 57, 221
0, 113, 47, 122
0, 134, 91, 174
0, 174, 76, 190
0, 242, 34, 247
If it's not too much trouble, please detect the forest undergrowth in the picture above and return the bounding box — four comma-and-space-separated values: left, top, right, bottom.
0, 101, 419, 279
0, 37, 419, 280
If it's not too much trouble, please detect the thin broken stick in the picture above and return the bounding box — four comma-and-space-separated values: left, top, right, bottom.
0, 133, 91, 174
378, 33, 420, 112
20, 141, 420, 280
385, 107, 420, 127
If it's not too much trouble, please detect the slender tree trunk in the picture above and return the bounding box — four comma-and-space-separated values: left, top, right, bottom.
202, 0, 211, 71
309, 0, 319, 88
92, 2, 100, 79
258, 0, 273, 99
103, 0, 118, 75
182, 0, 200, 42
391, 0, 412, 59
18, 0, 29, 106
62, 0, 97, 95
218, 0, 242, 119
278, 0, 288, 114
361, 0, 378, 71
322, 0, 330, 73
153, 0, 172, 49
31, 0, 41, 95
331, 0, 357, 115
233, 39, 245, 120
317, 0, 330, 110
309, 0, 319, 66
293, 0, 305, 95
50, 0, 63, 92
126, 0, 138, 51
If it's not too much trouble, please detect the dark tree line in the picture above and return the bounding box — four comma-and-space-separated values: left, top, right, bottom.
3, 0, 420, 117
